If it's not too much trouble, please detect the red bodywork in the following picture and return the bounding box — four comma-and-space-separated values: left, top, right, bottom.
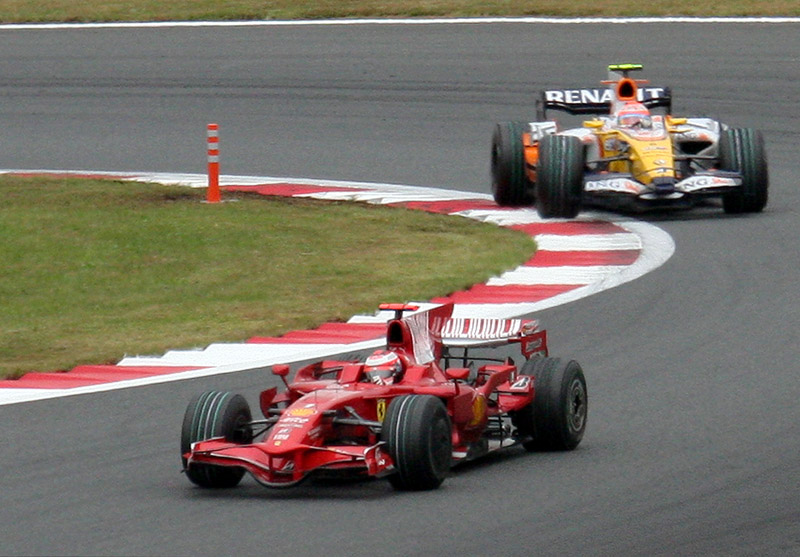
184, 303, 547, 487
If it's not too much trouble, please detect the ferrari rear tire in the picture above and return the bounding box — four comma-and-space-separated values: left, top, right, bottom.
720, 128, 768, 214
509, 357, 541, 444
513, 357, 587, 451
181, 391, 253, 488
535, 134, 584, 218
491, 121, 534, 207
382, 395, 452, 491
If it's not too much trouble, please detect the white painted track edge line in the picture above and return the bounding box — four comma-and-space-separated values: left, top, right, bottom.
1, 17, 799, 31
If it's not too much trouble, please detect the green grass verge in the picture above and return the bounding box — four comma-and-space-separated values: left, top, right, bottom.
0, 176, 535, 379
0, 0, 796, 23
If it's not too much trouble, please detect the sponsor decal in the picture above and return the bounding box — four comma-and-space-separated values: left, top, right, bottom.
275, 422, 307, 429
288, 407, 316, 417
509, 376, 532, 391
406, 311, 436, 364
674, 129, 712, 142
440, 318, 526, 340
280, 460, 295, 472
522, 337, 545, 357
545, 87, 667, 105
585, 178, 642, 194
469, 395, 487, 426
678, 175, 740, 192
376, 399, 387, 422
528, 121, 557, 140
281, 416, 310, 424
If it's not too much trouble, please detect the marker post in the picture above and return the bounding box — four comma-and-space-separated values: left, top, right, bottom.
206, 123, 220, 203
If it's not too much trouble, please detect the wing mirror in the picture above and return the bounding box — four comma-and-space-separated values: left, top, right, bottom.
445, 367, 471, 382
272, 364, 291, 388
272, 364, 290, 377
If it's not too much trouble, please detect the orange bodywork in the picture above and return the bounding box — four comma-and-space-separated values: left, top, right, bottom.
522, 132, 539, 183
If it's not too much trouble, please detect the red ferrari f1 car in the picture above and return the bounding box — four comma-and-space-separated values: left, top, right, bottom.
181, 303, 587, 491
491, 63, 768, 217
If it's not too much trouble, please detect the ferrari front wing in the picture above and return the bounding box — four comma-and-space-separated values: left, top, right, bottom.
186, 438, 393, 488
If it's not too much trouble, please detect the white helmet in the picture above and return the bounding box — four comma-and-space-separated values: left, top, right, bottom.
617, 102, 652, 129
364, 350, 403, 384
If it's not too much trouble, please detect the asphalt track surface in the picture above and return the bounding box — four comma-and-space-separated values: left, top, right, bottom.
1, 20, 799, 556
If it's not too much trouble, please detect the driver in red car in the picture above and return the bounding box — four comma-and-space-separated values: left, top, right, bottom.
363, 350, 404, 385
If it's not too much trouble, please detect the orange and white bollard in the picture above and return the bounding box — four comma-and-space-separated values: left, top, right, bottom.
206, 123, 221, 203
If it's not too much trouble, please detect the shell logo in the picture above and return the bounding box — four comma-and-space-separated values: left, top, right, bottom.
288, 407, 315, 417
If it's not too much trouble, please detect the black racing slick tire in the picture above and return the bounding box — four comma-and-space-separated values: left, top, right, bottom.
511, 357, 587, 452
181, 391, 253, 488
720, 128, 768, 214
535, 134, 584, 218
491, 121, 534, 207
382, 395, 452, 491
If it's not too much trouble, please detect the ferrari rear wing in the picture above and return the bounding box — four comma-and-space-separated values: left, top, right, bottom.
382, 304, 548, 363
440, 318, 537, 344
535, 86, 672, 119
439, 317, 547, 359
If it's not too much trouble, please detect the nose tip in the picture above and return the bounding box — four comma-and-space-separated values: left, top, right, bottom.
652, 177, 676, 194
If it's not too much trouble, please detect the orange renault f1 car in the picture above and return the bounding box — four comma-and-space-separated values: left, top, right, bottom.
181, 303, 587, 491
491, 64, 768, 217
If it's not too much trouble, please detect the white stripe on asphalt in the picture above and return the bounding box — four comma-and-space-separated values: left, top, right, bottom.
1, 17, 799, 31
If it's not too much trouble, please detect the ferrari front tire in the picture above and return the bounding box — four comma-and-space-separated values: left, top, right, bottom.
512, 357, 587, 451
180, 391, 253, 488
382, 395, 452, 491
491, 121, 534, 207
720, 128, 768, 213
535, 134, 584, 218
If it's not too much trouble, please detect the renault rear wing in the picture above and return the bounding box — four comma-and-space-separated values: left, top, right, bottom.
535, 86, 672, 119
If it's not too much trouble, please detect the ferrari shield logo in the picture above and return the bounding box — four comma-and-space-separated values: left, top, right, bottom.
376, 399, 387, 422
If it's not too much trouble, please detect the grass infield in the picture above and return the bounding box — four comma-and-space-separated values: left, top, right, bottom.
0, 176, 534, 379
0, 0, 795, 23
